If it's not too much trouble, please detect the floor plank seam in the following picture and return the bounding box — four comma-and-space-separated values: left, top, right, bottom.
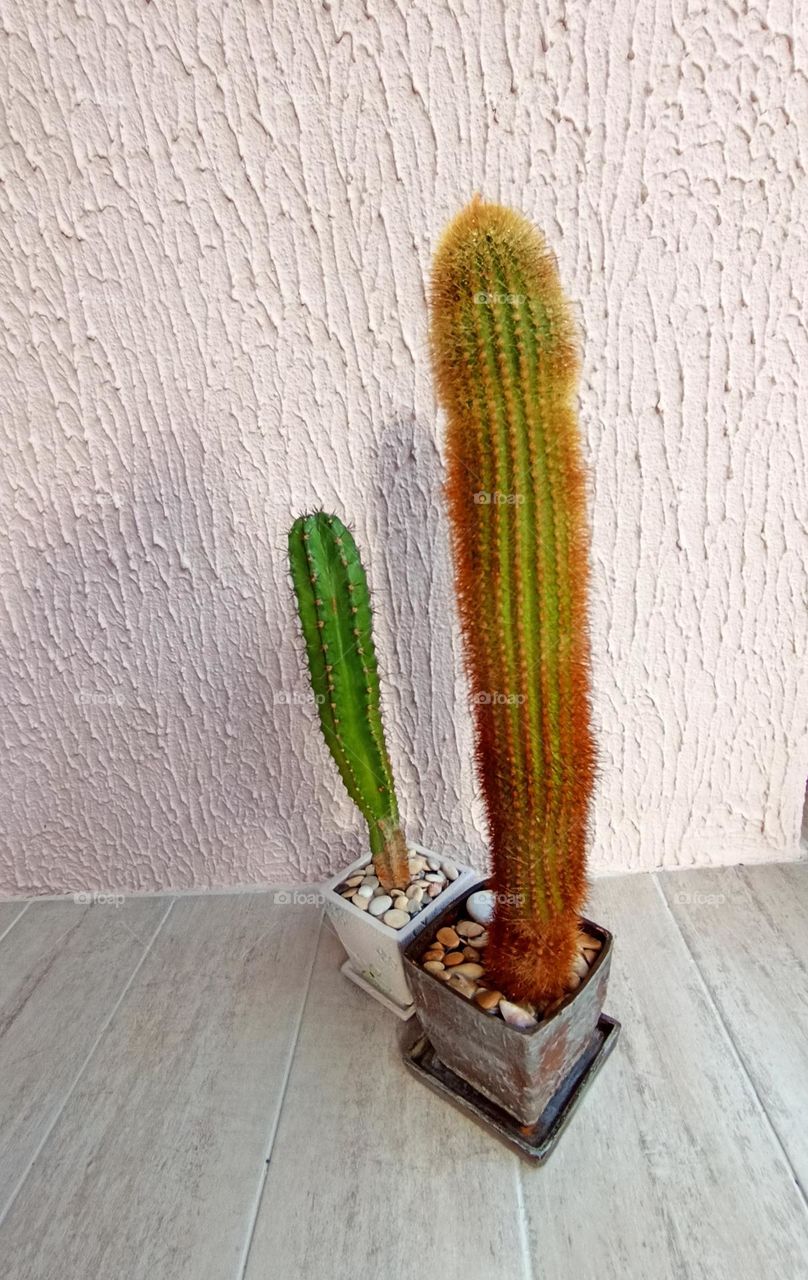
234, 908, 325, 1280
0, 897, 176, 1230
0, 902, 30, 946
514, 1163, 537, 1280
651, 872, 808, 1212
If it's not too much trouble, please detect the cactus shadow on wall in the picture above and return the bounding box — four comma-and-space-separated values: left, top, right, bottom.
371, 416, 485, 868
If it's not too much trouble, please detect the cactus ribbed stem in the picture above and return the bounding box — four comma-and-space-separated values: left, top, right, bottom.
288, 512, 409, 890
430, 198, 594, 1004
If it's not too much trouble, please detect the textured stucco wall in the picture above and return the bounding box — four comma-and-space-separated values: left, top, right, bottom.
1, 1, 806, 895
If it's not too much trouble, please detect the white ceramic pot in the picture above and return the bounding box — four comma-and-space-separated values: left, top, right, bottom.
323, 843, 478, 1013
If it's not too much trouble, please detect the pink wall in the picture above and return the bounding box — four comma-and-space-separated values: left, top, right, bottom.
2, 1, 806, 894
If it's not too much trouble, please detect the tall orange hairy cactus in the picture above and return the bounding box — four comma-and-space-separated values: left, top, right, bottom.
430, 198, 594, 1005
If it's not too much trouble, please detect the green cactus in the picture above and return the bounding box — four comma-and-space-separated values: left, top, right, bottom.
288, 512, 409, 890
430, 197, 595, 1005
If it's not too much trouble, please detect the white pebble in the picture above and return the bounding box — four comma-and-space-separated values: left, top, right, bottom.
500, 1000, 538, 1030
355, 884, 374, 899
368, 894, 392, 917
383, 909, 410, 930
442, 859, 459, 881
466, 890, 495, 926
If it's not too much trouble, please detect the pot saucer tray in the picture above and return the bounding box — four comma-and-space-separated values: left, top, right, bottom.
403, 1014, 620, 1163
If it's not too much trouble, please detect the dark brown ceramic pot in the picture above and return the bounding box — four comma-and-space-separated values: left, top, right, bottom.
403, 878, 614, 1126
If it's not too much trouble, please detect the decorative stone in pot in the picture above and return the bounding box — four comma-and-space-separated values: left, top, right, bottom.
403, 879, 614, 1125
323, 844, 477, 1017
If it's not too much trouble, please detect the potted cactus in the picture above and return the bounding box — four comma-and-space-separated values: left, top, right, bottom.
403, 198, 618, 1149
288, 512, 475, 1016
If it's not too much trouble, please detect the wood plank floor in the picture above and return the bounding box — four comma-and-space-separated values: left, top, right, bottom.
660, 864, 808, 1194
0, 896, 170, 1218
1, 864, 807, 1279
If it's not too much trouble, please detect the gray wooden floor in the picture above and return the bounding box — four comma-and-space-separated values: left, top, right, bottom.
1, 865, 807, 1280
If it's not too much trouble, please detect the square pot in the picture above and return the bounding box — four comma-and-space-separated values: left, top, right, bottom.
322, 844, 478, 1011
403, 878, 614, 1125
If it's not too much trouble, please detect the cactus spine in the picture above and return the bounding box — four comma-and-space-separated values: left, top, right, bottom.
430, 198, 594, 1004
288, 512, 409, 890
